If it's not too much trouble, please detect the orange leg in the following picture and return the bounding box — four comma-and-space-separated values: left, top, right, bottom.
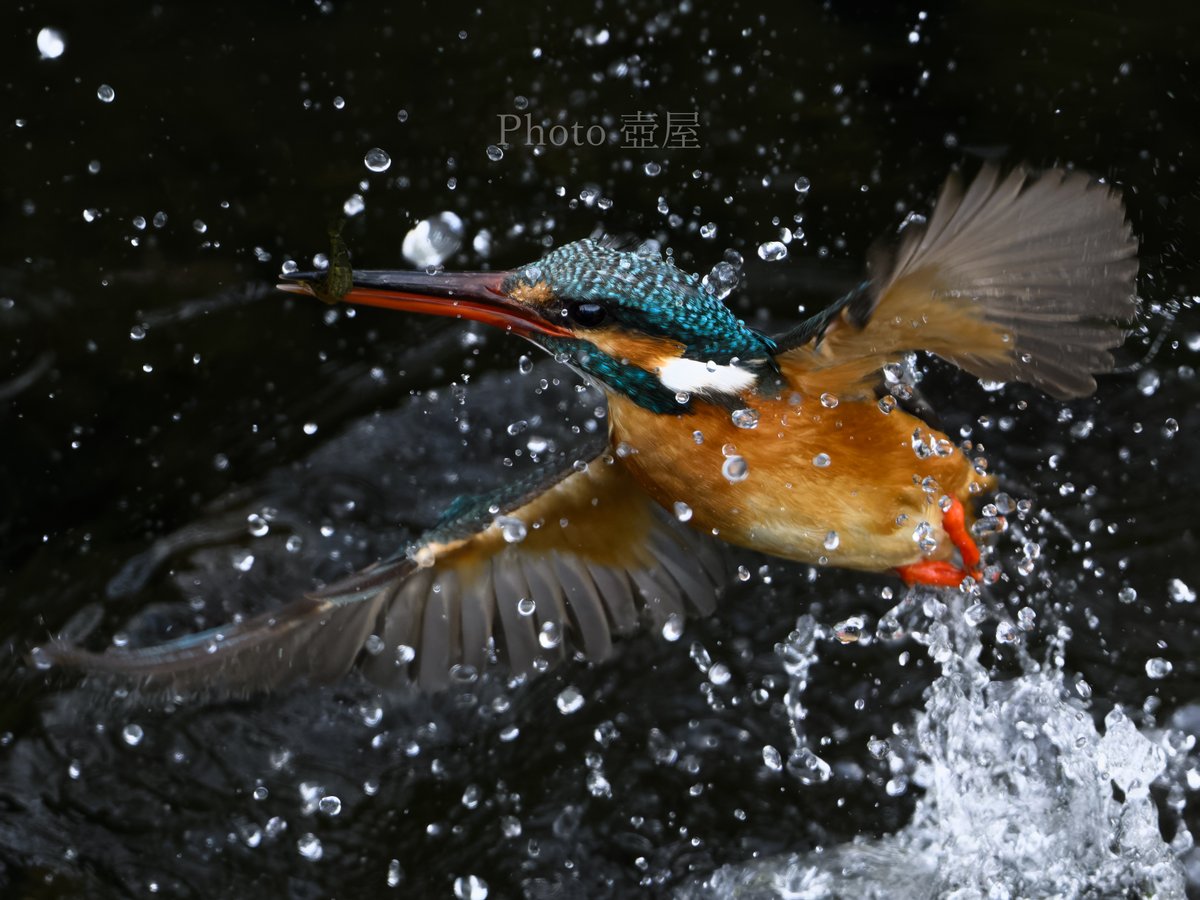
941, 495, 981, 570
894, 497, 982, 588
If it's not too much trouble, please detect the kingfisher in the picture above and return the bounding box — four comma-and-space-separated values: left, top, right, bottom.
42, 164, 1138, 694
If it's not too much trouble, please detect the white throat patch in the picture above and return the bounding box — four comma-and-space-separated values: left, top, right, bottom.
657, 357, 758, 396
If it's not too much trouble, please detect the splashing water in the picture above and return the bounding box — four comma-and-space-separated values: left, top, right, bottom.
685, 590, 1187, 899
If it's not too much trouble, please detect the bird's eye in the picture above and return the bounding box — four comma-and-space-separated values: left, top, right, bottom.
566, 301, 607, 327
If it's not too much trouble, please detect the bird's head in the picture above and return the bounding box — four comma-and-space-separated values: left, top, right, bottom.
281, 238, 777, 412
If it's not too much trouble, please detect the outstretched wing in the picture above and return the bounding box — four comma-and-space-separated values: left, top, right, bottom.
38, 442, 724, 695
775, 164, 1139, 400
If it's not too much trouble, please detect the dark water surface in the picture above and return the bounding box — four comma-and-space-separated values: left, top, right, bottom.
3, 1, 1200, 896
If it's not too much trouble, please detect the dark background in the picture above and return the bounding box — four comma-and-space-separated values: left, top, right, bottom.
2, 0, 1199, 896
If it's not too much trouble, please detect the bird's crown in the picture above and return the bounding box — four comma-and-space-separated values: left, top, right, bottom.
501, 238, 773, 365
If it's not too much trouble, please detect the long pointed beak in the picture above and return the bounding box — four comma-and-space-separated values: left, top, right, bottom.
278, 269, 572, 338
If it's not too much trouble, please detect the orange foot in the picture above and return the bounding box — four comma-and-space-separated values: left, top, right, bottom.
896, 560, 972, 587
895, 497, 983, 588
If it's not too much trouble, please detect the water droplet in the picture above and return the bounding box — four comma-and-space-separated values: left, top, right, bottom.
834, 616, 863, 644
247, 513, 269, 537
794, 176, 811, 195
1168, 578, 1196, 604
812, 453, 831, 468
731, 408, 759, 429
121, 723, 144, 746
387, 859, 404, 887
515, 354, 534, 375
401, 211, 464, 268
995, 621, 1020, 644
82, 208, 100, 223
762, 745, 783, 771
318, 795, 342, 816
823, 531, 840, 551
867, 738, 889, 758
363, 634, 385, 656
363, 147, 392, 172
302, 422, 318, 435
538, 621, 561, 649
395, 644, 416, 664
702, 261, 739, 299
878, 395, 897, 414
192, 219, 207, 234
1118, 586, 1138, 604
661, 614, 684, 641
96, 83, 115, 103
495, 515, 527, 544
964, 601, 988, 626
500, 816, 522, 839
343, 193, 365, 216
912, 521, 937, 554
643, 161, 661, 176
517, 597, 536, 617
485, 144, 504, 161
699, 222, 717, 239
586, 771, 612, 798
788, 747, 832, 785
820, 392, 839, 409
708, 663, 731, 685
582, 25, 610, 44
673, 501, 693, 522
460, 784, 482, 810
757, 240, 788, 262
297, 833, 323, 861
473, 229, 492, 257
1145, 657, 1173, 679
556, 686, 584, 714
722, 455, 749, 483
37, 27, 66, 60
692, 430, 704, 445
454, 875, 489, 899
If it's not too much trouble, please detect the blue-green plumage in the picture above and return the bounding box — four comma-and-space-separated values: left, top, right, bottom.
502, 239, 779, 411
502, 239, 776, 363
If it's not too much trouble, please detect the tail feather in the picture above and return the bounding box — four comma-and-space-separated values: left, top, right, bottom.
783, 164, 1140, 401
872, 164, 1139, 398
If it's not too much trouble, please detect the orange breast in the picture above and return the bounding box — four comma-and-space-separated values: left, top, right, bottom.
607, 387, 987, 571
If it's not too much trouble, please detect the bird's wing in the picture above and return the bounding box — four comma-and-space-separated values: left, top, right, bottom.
774, 164, 1139, 400
37, 439, 724, 696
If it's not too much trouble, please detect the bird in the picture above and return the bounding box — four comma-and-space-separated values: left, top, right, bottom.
39, 164, 1139, 695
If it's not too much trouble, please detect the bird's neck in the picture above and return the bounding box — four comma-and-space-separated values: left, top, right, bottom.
545, 336, 770, 414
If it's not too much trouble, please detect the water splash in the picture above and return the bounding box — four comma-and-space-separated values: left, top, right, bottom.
685, 590, 1187, 898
